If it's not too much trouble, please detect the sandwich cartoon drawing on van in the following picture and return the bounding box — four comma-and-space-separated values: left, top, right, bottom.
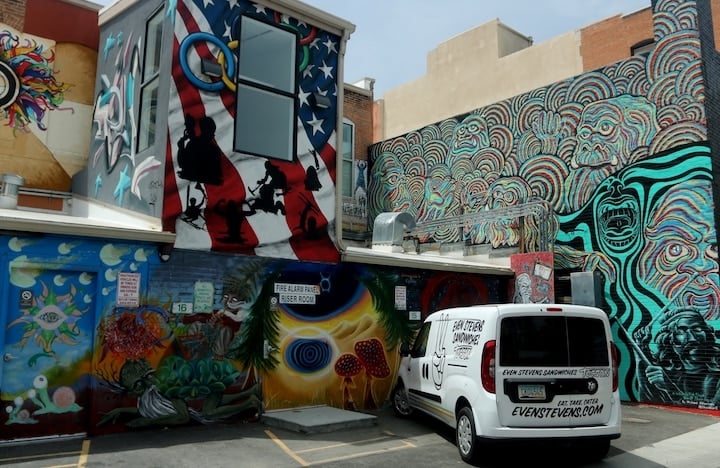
392, 303, 621, 464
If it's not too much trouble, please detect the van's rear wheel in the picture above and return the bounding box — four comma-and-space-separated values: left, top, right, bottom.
456, 406, 478, 463
391, 383, 413, 417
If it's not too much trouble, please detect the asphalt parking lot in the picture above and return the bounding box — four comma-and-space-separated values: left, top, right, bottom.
1, 402, 719, 468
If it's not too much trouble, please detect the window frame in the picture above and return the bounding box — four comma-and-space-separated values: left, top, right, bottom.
232, 14, 299, 162
136, 7, 164, 154
631, 39, 655, 57
342, 118, 355, 198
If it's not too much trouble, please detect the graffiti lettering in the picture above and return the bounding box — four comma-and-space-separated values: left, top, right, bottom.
454, 345, 473, 360
582, 368, 610, 378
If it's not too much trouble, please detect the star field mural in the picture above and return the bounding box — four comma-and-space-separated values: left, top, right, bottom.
162, 0, 342, 262
369, 0, 720, 409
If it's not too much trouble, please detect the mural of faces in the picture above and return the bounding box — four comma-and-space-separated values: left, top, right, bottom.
571, 95, 659, 170
639, 179, 720, 318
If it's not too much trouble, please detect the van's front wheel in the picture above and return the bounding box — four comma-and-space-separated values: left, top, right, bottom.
456, 406, 479, 463
391, 383, 414, 417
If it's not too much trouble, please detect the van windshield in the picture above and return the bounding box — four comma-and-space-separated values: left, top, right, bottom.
499, 316, 609, 367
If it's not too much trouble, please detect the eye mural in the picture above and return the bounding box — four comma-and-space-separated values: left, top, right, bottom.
7, 280, 91, 367
369, 0, 720, 408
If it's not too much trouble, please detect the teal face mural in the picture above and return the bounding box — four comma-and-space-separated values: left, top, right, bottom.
369, 0, 720, 409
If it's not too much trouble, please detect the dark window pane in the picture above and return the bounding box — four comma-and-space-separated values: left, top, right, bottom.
239, 16, 295, 92
499, 316, 607, 367
234, 84, 294, 160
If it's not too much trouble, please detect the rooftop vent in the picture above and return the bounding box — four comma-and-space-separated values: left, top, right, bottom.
372, 212, 415, 252
0, 174, 25, 210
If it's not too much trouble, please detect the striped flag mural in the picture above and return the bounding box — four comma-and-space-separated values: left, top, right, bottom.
163, 0, 341, 262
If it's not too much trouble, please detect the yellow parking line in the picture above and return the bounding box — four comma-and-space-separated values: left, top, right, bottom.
310, 440, 416, 465
0, 451, 80, 463
265, 429, 309, 466
294, 435, 396, 454
77, 439, 90, 467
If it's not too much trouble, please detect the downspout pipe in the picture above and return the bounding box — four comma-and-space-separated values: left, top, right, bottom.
334, 20, 356, 258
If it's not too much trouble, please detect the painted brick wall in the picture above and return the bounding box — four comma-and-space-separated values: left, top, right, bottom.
0, 0, 26, 30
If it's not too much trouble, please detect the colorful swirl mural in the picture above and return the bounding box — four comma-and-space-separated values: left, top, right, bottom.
369, 0, 719, 409
0, 29, 68, 132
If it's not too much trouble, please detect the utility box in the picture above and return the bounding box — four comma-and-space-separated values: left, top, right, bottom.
570, 271, 604, 307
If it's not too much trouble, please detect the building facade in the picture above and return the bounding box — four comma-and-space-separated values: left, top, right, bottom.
369, 0, 720, 411
1, 0, 513, 443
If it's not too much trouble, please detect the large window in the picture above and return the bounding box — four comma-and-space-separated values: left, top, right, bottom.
499, 316, 609, 367
137, 8, 163, 153
342, 120, 354, 197
234, 16, 297, 161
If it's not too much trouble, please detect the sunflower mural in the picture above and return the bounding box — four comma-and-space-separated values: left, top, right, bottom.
0, 28, 69, 132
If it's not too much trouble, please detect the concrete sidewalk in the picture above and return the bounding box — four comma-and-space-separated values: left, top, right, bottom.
609, 421, 720, 468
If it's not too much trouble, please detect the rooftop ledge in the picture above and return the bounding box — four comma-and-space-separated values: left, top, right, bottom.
341, 246, 514, 275
0, 197, 175, 244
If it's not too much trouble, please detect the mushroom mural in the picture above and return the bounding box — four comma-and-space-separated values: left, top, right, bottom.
334, 353, 363, 410
354, 338, 391, 409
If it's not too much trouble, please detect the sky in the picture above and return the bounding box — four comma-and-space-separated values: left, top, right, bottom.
95, 0, 652, 97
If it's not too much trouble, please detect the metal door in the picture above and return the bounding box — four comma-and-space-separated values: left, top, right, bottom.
1, 265, 97, 441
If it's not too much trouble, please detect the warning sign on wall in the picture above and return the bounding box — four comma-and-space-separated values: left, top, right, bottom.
117, 272, 141, 307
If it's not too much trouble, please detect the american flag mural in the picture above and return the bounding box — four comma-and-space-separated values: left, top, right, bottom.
163, 0, 341, 262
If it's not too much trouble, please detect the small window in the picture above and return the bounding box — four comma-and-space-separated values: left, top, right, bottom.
631, 39, 655, 57
234, 16, 297, 161
137, 9, 163, 153
411, 322, 432, 358
342, 120, 354, 197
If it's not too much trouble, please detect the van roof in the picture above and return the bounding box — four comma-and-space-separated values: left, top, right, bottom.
424, 304, 607, 322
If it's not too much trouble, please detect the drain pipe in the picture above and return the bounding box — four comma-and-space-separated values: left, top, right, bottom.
334, 19, 356, 257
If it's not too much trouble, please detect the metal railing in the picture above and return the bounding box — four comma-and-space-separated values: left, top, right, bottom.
404, 198, 555, 254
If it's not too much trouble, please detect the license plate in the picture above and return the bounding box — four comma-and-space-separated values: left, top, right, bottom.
518, 384, 546, 400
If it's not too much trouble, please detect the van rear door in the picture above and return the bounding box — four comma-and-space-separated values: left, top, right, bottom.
496, 311, 614, 428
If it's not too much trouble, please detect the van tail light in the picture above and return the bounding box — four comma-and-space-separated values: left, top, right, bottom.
610, 341, 619, 392
481, 340, 496, 394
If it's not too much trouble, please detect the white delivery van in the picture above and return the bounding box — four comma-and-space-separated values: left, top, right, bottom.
392, 304, 621, 464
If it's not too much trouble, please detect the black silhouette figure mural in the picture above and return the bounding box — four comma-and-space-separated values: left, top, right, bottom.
177, 114, 223, 185
181, 183, 207, 230
245, 160, 289, 215
214, 199, 248, 244
305, 148, 322, 191
297, 193, 321, 240
176, 114, 223, 230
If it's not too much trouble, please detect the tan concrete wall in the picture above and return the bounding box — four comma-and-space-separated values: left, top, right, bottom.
377, 20, 583, 141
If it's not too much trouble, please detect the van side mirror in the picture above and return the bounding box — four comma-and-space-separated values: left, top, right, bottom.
399, 341, 411, 356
